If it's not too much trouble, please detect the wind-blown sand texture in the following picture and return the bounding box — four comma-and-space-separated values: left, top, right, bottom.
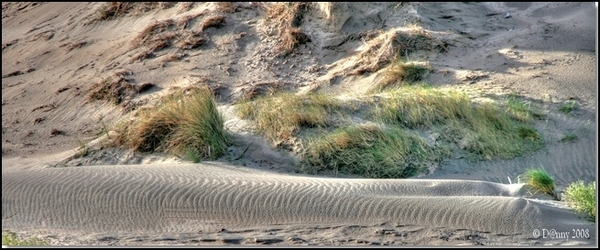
2, 2, 597, 246
2, 162, 595, 246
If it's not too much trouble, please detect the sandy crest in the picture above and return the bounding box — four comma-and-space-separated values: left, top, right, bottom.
2, 162, 595, 246
2, 2, 597, 247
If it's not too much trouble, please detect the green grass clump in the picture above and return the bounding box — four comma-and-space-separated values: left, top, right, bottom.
378, 60, 432, 91
113, 86, 228, 160
520, 168, 556, 196
559, 133, 578, 143
2, 232, 48, 246
237, 92, 340, 146
374, 85, 543, 160
506, 95, 545, 123
300, 124, 448, 178
236, 85, 545, 179
559, 100, 578, 114
563, 181, 596, 221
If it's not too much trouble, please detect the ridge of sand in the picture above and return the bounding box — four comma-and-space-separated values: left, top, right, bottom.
2, 2, 597, 247
2, 162, 594, 246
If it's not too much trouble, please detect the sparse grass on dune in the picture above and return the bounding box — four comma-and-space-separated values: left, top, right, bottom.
238, 84, 545, 178
262, 2, 310, 55
200, 15, 226, 31
87, 70, 143, 106
519, 168, 556, 196
2, 232, 48, 246
132, 14, 209, 54
378, 59, 432, 91
301, 124, 448, 178
505, 93, 546, 123
96, 2, 132, 21
559, 100, 578, 114
133, 19, 177, 47
112, 86, 228, 161
374, 85, 544, 160
559, 133, 578, 143
237, 92, 341, 147
563, 181, 596, 221
313, 2, 333, 22
95, 2, 175, 21
342, 26, 440, 77
214, 2, 235, 13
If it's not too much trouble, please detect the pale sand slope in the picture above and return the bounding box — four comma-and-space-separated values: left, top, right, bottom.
2, 162, 595, 246
2, 2, 597, 247
411, 2, 597, 188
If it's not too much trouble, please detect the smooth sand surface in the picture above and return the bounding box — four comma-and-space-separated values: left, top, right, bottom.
2, 2, 596, 246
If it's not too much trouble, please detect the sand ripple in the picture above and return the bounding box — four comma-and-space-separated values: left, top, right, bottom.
2, 162, 594, 244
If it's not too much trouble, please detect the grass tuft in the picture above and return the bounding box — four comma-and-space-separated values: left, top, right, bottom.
86, 70, 153, 107
215, 2, 235, 13
200, 15, 226, 31
300, 124, 448, 178
520, 168, 556, 196
237, 92, 340, 147
95, 2, 174, 21
559, 133, 578, 143
132, 19, 176, 50
374, 85, 543, 160
96, 2, 132, 21
563, 181, 596, 221
559, 100, 578, 114
506, 97, 533, 123
131, 13, 207, 55
262, 2, 310, 55
112, 86, 228, 160
378, 59, 432, 91
239, 85, 545, 178
341, 27, 438, 77
87, 73, 137, 105
2, 232, 48, 246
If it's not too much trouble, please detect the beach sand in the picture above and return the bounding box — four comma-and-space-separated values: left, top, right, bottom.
2, 2, 597, 246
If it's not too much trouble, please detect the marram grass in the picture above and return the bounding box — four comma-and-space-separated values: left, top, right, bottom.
563, 181, 596, 221
373, 85, 543, 160
2, 232, 48, 246
520, 168, 555, 196
300, 124, 449, 178
113, 86, 228, 161
237, 85, 545, 178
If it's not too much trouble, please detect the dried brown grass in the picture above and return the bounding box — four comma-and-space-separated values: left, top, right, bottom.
177, 2, 195, 13
215, 2, 235, 13
132, 19, 176, 47
176, 12, 205, 29
129, 49, 155, 63
132, 2, 174, 14
337, 26, 438, 77
240, 81, 281, 101
200, 15, 226, 31
163, 52, 187, 62
87, 70, 139, 105
95, 2, 175, 21
174, 31, 206, 50
312, 2, 333, 22
263, 2, 310, 55
96, 2, 132, 21
168, 76, 221, 97
131, 14, 210, 55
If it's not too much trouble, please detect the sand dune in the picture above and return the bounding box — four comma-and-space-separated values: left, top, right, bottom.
2, 2, 596, 246
2, 162, 595, 245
